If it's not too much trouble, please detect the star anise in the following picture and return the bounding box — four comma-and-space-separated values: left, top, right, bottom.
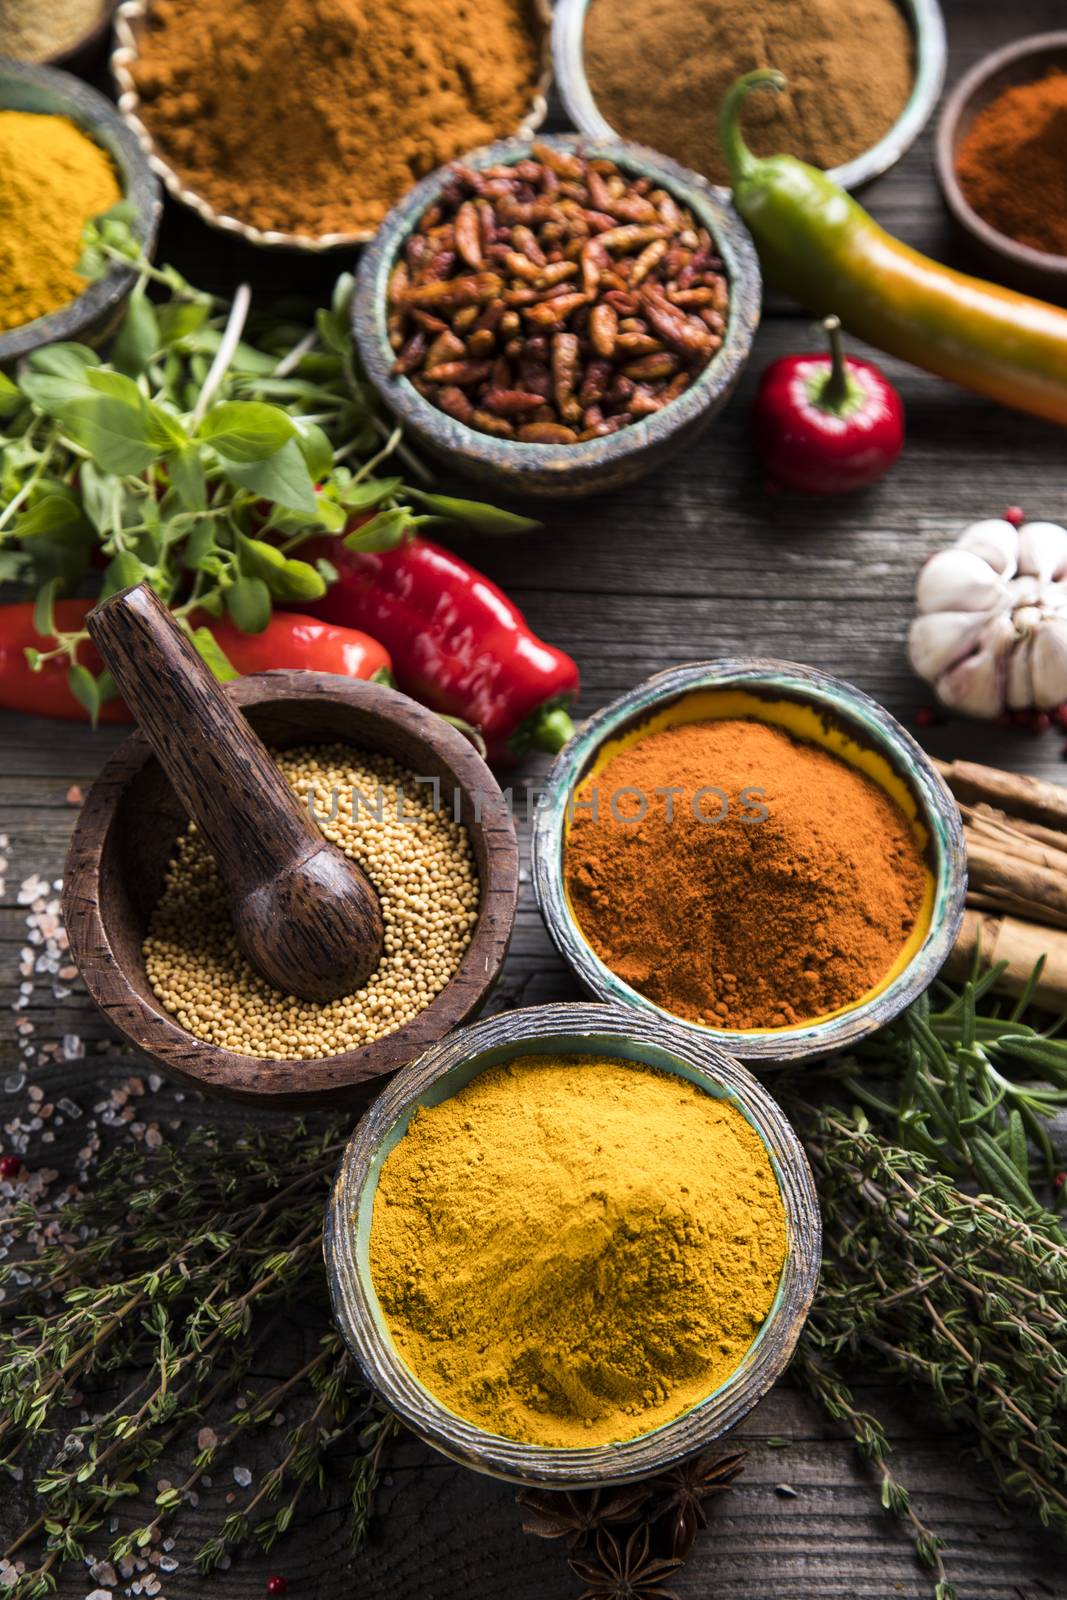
568, 1524, 682, 1600
654, 1448, 747, 1558
516, 1482, 653, 1548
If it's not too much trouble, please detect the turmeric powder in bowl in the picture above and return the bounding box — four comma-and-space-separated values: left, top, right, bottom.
563, 716, 929, 1031
369, 1053, 786, 1448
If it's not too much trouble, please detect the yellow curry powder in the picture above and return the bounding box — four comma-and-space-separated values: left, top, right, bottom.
0, 111, 121, 333
369, 1055, 786, 1447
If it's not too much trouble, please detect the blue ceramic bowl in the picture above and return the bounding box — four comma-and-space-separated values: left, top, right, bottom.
325, 1002, 819, 1486
352, 134, 761, 500
531, 660, 967, 1063
0, 57, 160, 364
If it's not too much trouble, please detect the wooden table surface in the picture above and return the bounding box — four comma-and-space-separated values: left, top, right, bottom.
3, 0, 1067, 1595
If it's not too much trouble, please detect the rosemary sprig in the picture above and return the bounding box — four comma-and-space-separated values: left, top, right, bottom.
0, 1117, 391, 1597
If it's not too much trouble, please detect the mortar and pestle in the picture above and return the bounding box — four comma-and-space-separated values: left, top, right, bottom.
63, 585, 519, 1107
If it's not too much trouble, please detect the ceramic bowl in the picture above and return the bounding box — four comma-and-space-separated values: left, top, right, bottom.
531, 659, 966, 1064
326, 1001, 820, 1486
0, 58, 161, 365
40, 2, 116, 73
936, 32, 1067, 302
63, 672, 519, 1108
553, 0, 946, 196
110, 0, 553, 253
352, 133, 761, 499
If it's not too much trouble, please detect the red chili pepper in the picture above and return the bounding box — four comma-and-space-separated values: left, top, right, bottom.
297, 531, 579, 764
0, 599, 392, 722
753, 315, 904, 494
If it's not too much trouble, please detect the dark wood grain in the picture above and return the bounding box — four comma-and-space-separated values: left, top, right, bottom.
88, 584, 385, 1000
62, 671, 519, 1106
4, 0, 1067, 1593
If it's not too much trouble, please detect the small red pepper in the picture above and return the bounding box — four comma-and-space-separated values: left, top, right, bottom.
297, 531, 579, 765
0, 599, 392, 722
753, 315, 904, 494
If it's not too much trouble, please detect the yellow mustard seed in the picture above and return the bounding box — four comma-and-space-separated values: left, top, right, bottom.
143, 744, 479, 1059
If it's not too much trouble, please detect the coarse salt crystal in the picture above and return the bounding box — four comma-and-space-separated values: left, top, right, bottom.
233, 1466, 252, 1487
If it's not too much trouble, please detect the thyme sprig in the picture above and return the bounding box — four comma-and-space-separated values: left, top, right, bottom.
0, 1116, 390, 1598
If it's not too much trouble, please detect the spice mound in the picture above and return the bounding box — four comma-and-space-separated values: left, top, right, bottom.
143, 744, 479, 1059
0, 0, 105, 63
955, 70, 1067, 259
0, 110, 121, 333
389, 144, 729, 443
583, 0, 913, 188
370, 1054, 786, 1447
564, 718, 927, 1030
128, 0, 544, 237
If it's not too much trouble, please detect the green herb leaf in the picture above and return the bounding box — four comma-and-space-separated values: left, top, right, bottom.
111, 293, 160, 376
199, 401, 297, 462
101, 551, 150, 599
146, 401, 189, 452
190, 625, 240, 682
0, 369, 21, 417
237, 533, 327, 602
156, 299, 211, 346
16, 492, 83, 540
33, 577, 60, 639
67, 662, 101, 727
226, 576, 271, 634
342, 506, 412, 552
26, 342, 100, 379
56, 395, 157, 475
223, 438, 318, 517
294, 419, 333, 482
166, 445, 207, 511
404, 487, 542, 535
337, 476, 403, 512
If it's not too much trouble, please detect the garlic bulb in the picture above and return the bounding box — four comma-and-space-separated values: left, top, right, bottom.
908, 518, 1067, 718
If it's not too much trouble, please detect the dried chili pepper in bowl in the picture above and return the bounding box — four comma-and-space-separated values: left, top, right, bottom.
297, 531, 579, 765
352, 135, 761, 498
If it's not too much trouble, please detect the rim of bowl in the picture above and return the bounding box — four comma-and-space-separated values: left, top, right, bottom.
352, 132, 761, 476
530, 659, 967, 1064
0, 56, 161, 363
552, 0, 947, 196
62, 672, 519, 1105
110, 0, 553, 253
935, 31, 1067, 275
326, 1001, 821, 1486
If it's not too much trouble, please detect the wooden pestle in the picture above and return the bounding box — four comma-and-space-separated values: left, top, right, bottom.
88, 584, 384, 1003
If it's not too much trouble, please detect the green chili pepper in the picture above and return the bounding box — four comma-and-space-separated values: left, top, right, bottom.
721, 70, 1067, 428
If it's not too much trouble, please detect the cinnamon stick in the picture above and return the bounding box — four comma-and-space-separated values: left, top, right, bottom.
935, 759, 1067, 830
965, 839, 1067, 920
966, 802, 1067, 855
962, 808, 1067, 876
945, 909, 1067, 1012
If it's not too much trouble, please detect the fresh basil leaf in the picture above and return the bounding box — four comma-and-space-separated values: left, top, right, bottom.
190, 625, 239, 682
101, 551, 149, 599
166, 446, 206, 511
19, 371, 97, 413
182, 519, 219, 572
338, 476, 402, 511
145, 402, 188, 451
237, 532, 285, 578
314, 556, 339, 586
403, 487, 541, 535
237, 533, 326, 602
67, 663, 101, 726
342, 506, 412, 552
0, 371, 21, 417
16, 493, 82, 539
33, 577, 60, 638
293, 420, 333, 482
78, 459, 116, 534
332, 273, 355, 321
97, 668, 120, 704
313, 496, 346, 533
224, 438, 318, 517
26, 343, 100, 379
56, 396, 157, 475
315, 306, 348, 353
199, 401, 296, 462
273, 558, 326, 601
156, 300, 210, 346
225, 576, 271, 634
111, 293, 160, 375
86, 367, 145, 407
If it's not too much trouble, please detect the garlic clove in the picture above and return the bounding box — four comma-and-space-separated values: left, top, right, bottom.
1016, 521, 1067, 583
1031, 618, 1067, 707
955, 518, 1019, 578
908, 610, 992, 680
1006, 633, 1034, 709
935, 614, 1014, 719
917, 548, 1005, 615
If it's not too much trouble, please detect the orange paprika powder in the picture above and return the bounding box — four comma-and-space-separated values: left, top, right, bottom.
564, 717, 927, 1030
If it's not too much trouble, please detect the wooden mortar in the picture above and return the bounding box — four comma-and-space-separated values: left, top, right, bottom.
62, 672, 519, 1107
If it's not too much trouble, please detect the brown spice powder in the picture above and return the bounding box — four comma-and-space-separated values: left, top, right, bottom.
130, 0, 543, 235
955, 70, 1067, 259
583, 0, 913, 187
564, 718, 927, 1029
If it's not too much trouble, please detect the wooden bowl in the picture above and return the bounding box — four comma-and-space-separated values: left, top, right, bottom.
531, 659, 966, 1064
44, 2, 117, 74
63, 672, 519, 1108
553, 0, 947, 197
352, 133, 761, 499
936, 33, 1067, 302
111, 0, 553, 253
326, 1002, 820, 1486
